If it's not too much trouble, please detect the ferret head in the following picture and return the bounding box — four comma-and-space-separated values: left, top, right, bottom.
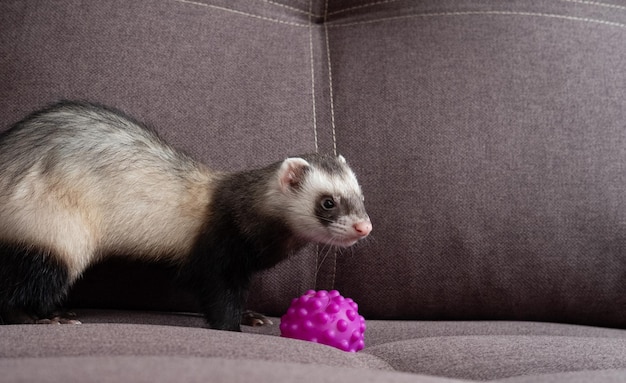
268, 154, 372, 247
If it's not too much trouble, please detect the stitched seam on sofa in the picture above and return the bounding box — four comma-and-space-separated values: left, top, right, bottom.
173, 0, 309, 27
307, 0, 322, 290
172, 0, 626, 25
326, 11, 626, 29
325, 0, 626, 17
560, 0, 626, 11
328, 0, 401, 16
323, 2, 337, 157
324, 0, 338, 290
258, 0, 318, 17
308, 0, 319, 153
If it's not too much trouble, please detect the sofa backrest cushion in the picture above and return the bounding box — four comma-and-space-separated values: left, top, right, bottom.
1, 0, 625, 328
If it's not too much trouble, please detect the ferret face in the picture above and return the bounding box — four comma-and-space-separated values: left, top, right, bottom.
273, 154, 372, 247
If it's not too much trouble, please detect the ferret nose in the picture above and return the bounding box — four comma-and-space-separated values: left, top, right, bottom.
353, 220, 372, 237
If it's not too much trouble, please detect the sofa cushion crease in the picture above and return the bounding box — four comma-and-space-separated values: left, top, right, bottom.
494, 369, 626, 383
364, 335, 626, 380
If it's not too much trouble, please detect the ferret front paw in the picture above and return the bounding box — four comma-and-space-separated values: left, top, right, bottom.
35, 311, 81, 325
1, 309, 81, 325
241, 310, 273, 327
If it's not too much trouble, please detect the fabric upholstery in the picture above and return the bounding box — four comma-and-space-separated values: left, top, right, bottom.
0, 357, 464, 383
2, 0, 626, 327
1, 0, 626, 382
3, 0, 625, 328
326, 0, 626, 327
4, 311, 626, 382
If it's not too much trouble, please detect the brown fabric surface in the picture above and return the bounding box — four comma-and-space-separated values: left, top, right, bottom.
0, 322, 387, 371
327, 1, 626, 327
0, 357, 464, 383
366, 335, 626, 380
72, 309, 626, 344
3, 1, 626, 382
4, 311, 626, 381
2, 0, 626, 329
498, 370, 626, 383
5, 359, 626, 383
363, 319, 626, 348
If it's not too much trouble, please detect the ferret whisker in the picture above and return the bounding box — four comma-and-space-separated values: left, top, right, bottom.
315, 245, 334, 276
315, 215, 335, 223
361, 234, 377, 246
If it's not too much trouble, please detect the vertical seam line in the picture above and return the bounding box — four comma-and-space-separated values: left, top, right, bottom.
308, 0, 318, 153
324, 0, 337, 290
309, 0, 320, 291
324, 0, 338, 157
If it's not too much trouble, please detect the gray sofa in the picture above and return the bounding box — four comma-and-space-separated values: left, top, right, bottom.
2, 0, 626, 382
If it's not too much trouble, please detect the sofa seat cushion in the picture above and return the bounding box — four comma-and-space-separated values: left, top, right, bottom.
0, 356, 463, 383
1, 321, 386, 371
3, 310, 626, 382
367, 335, 626, 380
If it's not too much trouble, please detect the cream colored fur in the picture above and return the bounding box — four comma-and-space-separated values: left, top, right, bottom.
0, 106, 218, 281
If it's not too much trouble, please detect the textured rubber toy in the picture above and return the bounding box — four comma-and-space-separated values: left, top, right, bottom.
280, 290, 366, 352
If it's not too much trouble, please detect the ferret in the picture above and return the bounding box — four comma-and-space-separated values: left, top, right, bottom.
0, 101, 372, 331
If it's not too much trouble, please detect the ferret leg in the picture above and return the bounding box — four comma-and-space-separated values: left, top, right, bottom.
0, 242, 73, 325
241, 310, 273, 327
193, 270, 251, 331
201, 285, 247, 331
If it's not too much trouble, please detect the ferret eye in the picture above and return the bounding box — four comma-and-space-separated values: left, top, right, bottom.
321, 198, 336, 210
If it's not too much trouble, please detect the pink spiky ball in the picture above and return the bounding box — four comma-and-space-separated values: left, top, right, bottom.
280, 290, 366, 352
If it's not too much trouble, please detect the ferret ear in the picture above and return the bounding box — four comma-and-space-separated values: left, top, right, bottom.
278, 157, 310, 192
337, 154, 347, 163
